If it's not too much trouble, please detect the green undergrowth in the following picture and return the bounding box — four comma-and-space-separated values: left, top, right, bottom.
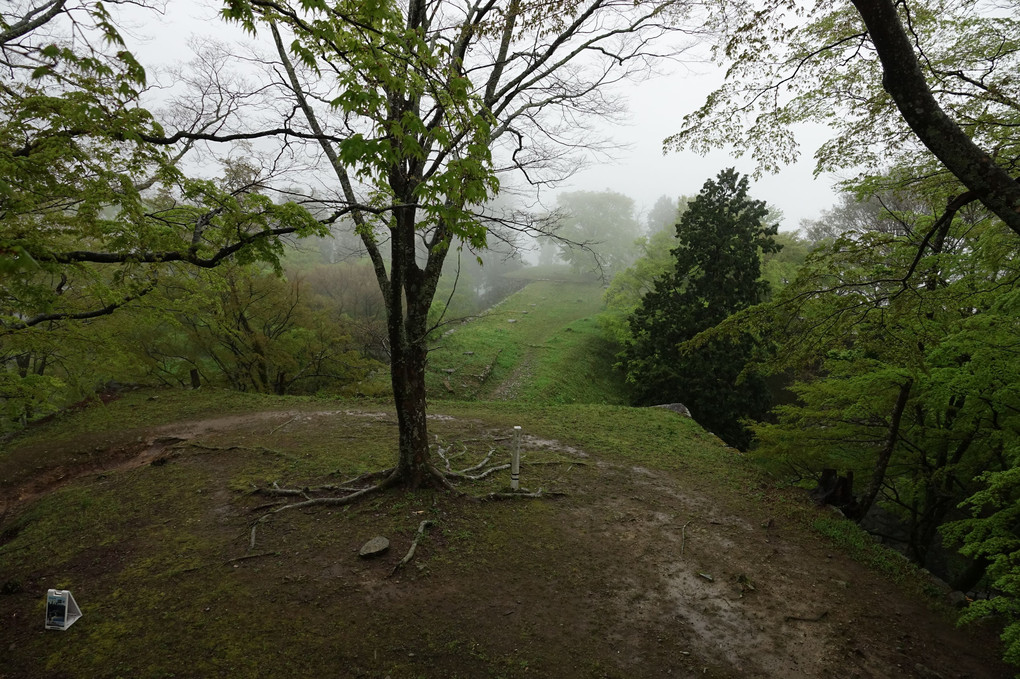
811, 515, 946, 600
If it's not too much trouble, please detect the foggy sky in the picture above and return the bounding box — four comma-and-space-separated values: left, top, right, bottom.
122, 2, 839, 233
558, 67, 840, 233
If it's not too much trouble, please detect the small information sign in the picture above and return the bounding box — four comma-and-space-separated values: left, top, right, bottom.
45, 589, 82, 630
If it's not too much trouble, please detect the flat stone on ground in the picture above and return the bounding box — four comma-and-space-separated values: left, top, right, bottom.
359, 536, 390, 558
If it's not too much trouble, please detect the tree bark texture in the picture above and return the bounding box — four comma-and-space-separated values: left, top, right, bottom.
851, 0, 1020, 237
385, 181, 450, 487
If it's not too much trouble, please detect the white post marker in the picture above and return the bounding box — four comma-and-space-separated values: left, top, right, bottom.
511, 425, 522, 490
45, 589, 82, 630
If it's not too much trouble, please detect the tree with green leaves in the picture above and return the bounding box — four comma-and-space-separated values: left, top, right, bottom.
672, 0, 1020, 238
737, 181, 1020, 664
621, 168, 779, 448
646, 195, 682, 236
601, 195, 692, 345
554, 190, 642, 278
121, 262, 384, 395
219, 0, 703, 492
665, 0, 1020, 663
602, 224, 681, 346
0, 2, 327, 325
0, 1, 331, 425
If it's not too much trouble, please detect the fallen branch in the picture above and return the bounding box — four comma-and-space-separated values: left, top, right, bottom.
390, 520, 435, 577
681, 520, 692, 556
784, 611, 829, 623
226, 552, 279, 565
269, 416, 299, 436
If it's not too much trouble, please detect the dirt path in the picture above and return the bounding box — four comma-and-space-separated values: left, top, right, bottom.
570, 461, 1004, 678
487, 355, 536, 401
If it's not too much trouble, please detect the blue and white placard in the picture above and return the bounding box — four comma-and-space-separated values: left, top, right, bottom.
45, 589, 82, 630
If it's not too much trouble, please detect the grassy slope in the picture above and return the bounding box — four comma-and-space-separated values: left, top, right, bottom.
0, 278, 1008, 678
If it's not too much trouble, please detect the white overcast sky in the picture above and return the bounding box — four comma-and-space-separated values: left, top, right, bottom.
120, 3, 840, 233
559, 68, 841, 232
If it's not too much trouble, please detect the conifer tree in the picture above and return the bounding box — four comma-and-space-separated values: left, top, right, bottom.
622, 168, 779, 447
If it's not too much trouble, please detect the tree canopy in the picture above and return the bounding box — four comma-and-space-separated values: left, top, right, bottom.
554, 190, 642, 278
671, 0, 1020, 234
735, 176, 1020, 664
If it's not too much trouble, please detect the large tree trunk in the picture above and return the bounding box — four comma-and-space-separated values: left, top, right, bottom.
389, 322, 435, 488
851, 0, 1020, 237
383, 192, 447, 488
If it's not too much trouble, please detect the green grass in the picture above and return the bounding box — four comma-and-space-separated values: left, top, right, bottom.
428, 280, 624, 404
811, 515, 947, 599
6, 390, 718, 678
514, 316, 630, 404
435, 400, 734, 475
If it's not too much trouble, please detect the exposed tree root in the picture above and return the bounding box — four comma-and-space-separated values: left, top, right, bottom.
250, 500, 289, 512
268, 416, 299, 436
389, 519, 434, 577
226, 551, 279, 565
254, 481, 369, 498
445, 463, 510, 481
334, 468, 395, 485
250, 476, 395, 550
177, 442, 287, 457
247, 445, 573, 550
179, 551, 280, 573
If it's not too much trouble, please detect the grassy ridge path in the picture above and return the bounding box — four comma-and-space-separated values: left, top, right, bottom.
428, 280, 628, 404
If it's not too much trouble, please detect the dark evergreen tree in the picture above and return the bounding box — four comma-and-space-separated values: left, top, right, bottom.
621, 168, 780, 448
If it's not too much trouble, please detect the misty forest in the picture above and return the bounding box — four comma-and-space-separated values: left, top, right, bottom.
2, 0, 1020, 677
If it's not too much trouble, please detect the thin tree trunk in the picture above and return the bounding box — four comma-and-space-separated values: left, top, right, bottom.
858, 379, 913, 520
